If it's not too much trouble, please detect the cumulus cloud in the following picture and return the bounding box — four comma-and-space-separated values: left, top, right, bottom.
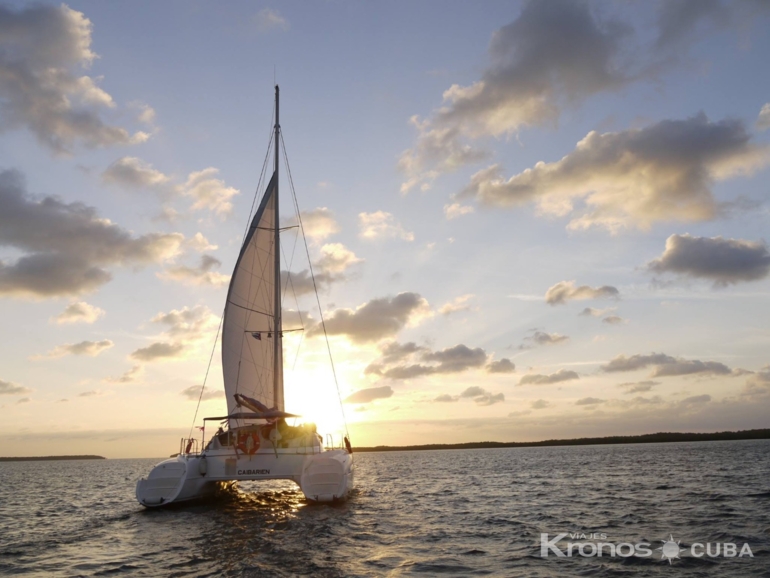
444, 203, 475, 220
438, 294, 475, 315
434, 393, 457, 402
578, 307, 613, 317
545, 280, 620, 305
602, 315, 625, 325
158, 254, 229, 287
758, 103, 770, 131
531, 399, 549, 410
461, 114, 769, 232
743, 367, 770, 397
359, 211, 414, 241
0, 379, 32, 395
602, 352, 732, 377
518, 369, 579, 385
181, 385, 224, 401
283, 207, 340, 242
435, 386, 504, 405
618, 380, 660, 394
253, 8, 289, 32
576, 397, 605, 406
647, 234, 770, 286
129, 305, 218, 362
0, 169, 184, 298
399, 0, 634, 191
344, 385, 393, 404
308, 292, 429, 343
51, 301, 104, 324
36, 339, 113, 359
183, 168, 239, 216
486, 358, 515, 374
0, 4, 149, 153
102, 157, 171, 193
187, 232, 217, 253
521, 330, 569, 348
315, 243, 363, 274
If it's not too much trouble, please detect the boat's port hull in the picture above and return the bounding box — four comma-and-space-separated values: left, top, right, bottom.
136, 449, 353, 507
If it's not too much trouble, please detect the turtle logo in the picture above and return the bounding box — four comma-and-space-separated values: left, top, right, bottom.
657, 535, 684, 564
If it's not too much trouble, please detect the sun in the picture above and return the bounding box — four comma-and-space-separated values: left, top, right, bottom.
657, 535, 684, 564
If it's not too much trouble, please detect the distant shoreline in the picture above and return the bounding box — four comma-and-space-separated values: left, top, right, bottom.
0, 455, 106, 462
353, 428, 770, 453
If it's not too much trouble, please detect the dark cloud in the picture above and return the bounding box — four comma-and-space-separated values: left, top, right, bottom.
576, 397, 605, 406
743, 368, 770, 397
531, 399, 549, 410
344, 385, 393, 404
578, 307, 612, 317
0, 170, 183, 298
0, 379, 31, 395
680, 394, 711, 405
308, 292, 429, 343
618, 380, 660, 394
545, 281, 619, 305
452, 386, 505, 406
602, 352, 732, 378
519, 369, 579, 385
521, 330, 569, 349
486, 358, 515, 374
372, 343, 489, 380
36, 339, 113, 359
0, 4, 148, 153
400, 0, 635, 191
434, 393, 457, 402
602, 315, 625, 325
159, 255, 229, 287
647, 234, 770, 286
461, 114, 768, 231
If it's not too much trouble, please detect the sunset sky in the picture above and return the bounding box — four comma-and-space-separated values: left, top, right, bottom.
1, 1, 770, 458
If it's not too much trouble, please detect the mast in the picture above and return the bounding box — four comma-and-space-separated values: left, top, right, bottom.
273, 85, 282, 409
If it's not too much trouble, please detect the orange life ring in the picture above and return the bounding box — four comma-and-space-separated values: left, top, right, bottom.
237, 431, 260, 455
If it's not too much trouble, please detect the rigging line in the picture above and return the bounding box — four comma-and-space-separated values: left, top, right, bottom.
243, 107, 276, 237
188, 312, 224, 441
281, 131, 350, 439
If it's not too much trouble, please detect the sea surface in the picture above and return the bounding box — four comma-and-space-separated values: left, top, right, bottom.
1, 440, 769, 577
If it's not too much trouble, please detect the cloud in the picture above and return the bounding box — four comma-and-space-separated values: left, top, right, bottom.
578, 307, 613, 317
101, 157, 171, 193
359, 211, 414, 241
181, 385, 224, 401
545, 281, 620, 305
104, 364, 143, 384
282, 243, 362, 296
601, 352, 732, 377
371, 343, 489, 380
434, 393, 458, 402
444, 203, 475, 220
130, 342, 185, 362
602, 315, 625, 325
17, 397, 30, 404
187, 233, 217, 253
521, 330, 569, 348
253, 8, 289, 32
51, 301, 105, 324
78, 390, 102, 397
486, 358, 515, 374
0, 379, 32, 395
519, 369, 579, 385
0, 4, 149, 153
618, 380, 660, 394
461, 114, 769, 232
129, 305, 218, 362
743, 368, 770, 397
680, 394, 711, 405
0, 169, 184, 298
758, 103, 770, 131
531, 399, 549, 410
36, 339, 113, 359
308, 292, 429, 343
399, 0, 634, 190
284, 207, 340, 242
435, 386, 504, 406
439, 294, 474, 315
576, 397, 605, 406
647, 234, 770, 286
158, 254, 229, 287
344, 385, 393, 404
183, 168, 239, 216
315, 243, 363, 274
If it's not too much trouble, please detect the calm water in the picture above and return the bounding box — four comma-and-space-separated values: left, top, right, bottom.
0, 440, 769, 577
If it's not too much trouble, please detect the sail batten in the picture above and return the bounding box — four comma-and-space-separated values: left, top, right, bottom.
222, 172, 283, 416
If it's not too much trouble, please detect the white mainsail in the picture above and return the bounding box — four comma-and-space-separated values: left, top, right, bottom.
221, 172, 284, 416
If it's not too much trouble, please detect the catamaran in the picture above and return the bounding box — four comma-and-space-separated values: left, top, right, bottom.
136, 86, 354, 507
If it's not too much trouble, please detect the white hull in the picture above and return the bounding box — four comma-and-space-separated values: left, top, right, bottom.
136, 447, 353, 507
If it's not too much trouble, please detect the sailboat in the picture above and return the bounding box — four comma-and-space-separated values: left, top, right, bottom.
136, 86, 354, 507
